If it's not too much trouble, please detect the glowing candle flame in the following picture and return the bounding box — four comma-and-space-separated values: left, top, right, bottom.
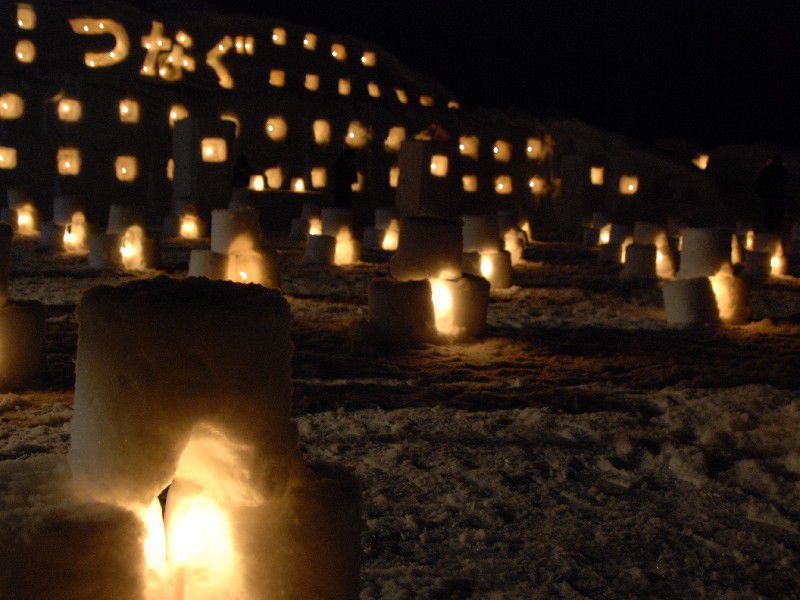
430, 279, 455, 335
180, 215, 200, 240
382, 219, 399, 251
598, 224, 611, 245
167, 495, 235, 568
308, 217, 322, 236
480, 254, 493, 278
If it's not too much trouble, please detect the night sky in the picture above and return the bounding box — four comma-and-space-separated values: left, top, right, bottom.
160, 0, 800, 148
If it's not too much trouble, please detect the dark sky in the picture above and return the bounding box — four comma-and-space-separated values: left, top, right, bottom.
189, 0, 800, 148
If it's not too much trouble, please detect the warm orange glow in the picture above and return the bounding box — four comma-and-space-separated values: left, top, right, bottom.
265, 117, 288, 142
495, 176, 513, 195
598, 224, 611, 245
338, 78, 352, 96
15, 204, 36, 236
619, 175, 639, 195
269, 69, 286, 87
504, 229, 524, 265
308, 217, 322, 236
331, 43, 347, 61
395, 89, 408, 104
771, 245, 786, 277
305, 73, 320, 91
313, 119, 331, 146
389, 165, 400, 188
140, 498, 168, 571
430, 279, 455, 335
220, 113, 241, 138
201, 138, 227, 163
169, 104, 188, 127
17, 4, 36, 30
119, 98, 139, 123
368, 82, 381, 98
480, 254, 493, 279
292, 178, 306, 193
528, 176, 546, 195
620, 236, 634, 263
120, 225, 146, 270
265, 167, 283, 190
351, 172, 364, 192
180, 215, 200, 240
382, 219, 400, 251
345, 121, 369, 148
0, 147, 17, 170
167, 494, 235, 568
0, 93, 24, 120
249, 175, 265, 192
430, 155, 449, 177
303, 33, 317, 50
384, 126, 406, 152
693, 154, 710, 170
115, 155, 138, 182
361, 51, 377, 66
57, 147, 81, 175
334, 227, 357, 265
167, 158, 174, 181
15, 40, 35, 63
590, 166, 605, 186
63, 212, 88, 253
311, 167, 327, 189
57, 98, 82, 123
745, 230, 755, 251
463, 174, 478, 193
526, 138, 543, 160
493, 141, 512, 163
459, 136, 479, 159
69, 18, 129, 68
420, 95, 434, 107
271, 27, 287, 46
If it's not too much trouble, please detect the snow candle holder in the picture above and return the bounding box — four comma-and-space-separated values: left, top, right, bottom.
463, 250, 513, 289
389, 217, 462, 281
662, 278, 720, 327
42, 277, 362, 600
210, 208, 263, 255
462, 215, 501, 254
621, 243, 657, 281
678, 227, 732, 278
107, 204, 145, 235
304, 234, 337, 265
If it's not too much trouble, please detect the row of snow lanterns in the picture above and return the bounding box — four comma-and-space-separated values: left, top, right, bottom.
585, 213, 800, 326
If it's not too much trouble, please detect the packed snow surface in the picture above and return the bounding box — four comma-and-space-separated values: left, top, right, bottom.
2, 239, 800, 598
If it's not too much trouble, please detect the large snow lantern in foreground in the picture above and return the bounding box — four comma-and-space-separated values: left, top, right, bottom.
1, 278, 361, 599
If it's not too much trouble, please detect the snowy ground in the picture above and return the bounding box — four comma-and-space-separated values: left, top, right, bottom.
2, 237, 800, 598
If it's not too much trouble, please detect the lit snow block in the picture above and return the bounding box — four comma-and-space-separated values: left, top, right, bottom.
37, 221, 65, 251
463, 251, 512, 289
375, 207, 396, 230
300, 202, 321, 220
89, 232, 156, 271
1, 209, 18, 232
431, 275, 490, 339
53, 195, 84, 226
106, 204, 145, 234
679, 227, 732, 278
502, 228, 526, 264
68, 277, 296, 508
662, 278, 719, 327
743, 251, 771, 281
0, 300, 45, 389
305, 234, 336, 265
0, 223, 11, 301
597, 243, 623, 266
334, 231, 360, 266
709, 267, 751, 325
368, 278, 436, 344
321, 207, 353, 237
389, 216, 462, 281
229, 247, 281, 288
188, 249, 228, 280
621, 243, 657, 281
362, 226, 386, 250
210, 208, 262, 255
462, 215, 501, 253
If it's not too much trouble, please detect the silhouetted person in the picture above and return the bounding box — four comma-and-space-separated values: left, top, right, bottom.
756, 154, 787, 234
232, 154, 254, 188
331, 149, 358, 209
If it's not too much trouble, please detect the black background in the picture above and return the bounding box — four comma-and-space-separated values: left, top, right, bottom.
144, 0, 800, 148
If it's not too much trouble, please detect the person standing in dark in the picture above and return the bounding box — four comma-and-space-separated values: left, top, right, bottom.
232, 154, 255, 189
756, 154, 787, 234
331, 149, 358, 209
